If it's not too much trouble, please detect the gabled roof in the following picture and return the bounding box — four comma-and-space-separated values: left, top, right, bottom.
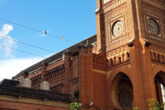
14, 35, 96, 79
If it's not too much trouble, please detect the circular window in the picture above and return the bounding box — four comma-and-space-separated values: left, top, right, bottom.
118, 88, 133, 110
147, 18, 159, 35
112, 73, 133, 110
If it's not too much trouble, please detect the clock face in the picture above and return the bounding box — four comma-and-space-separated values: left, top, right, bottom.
147, 19, 159, 35
112, 21, 123, 37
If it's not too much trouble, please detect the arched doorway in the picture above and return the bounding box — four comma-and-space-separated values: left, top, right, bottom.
112, 72, 133, 110
154, 71, 165, 104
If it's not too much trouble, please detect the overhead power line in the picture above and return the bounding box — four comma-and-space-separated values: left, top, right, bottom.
0, 44, 45, 58
0, 17, 75, 44
0, 35, 55, 53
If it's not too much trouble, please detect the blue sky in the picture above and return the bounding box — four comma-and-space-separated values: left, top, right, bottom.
0, 0, 96, 79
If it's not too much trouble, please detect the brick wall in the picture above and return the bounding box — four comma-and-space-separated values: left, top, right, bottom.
0, 95, 69, 110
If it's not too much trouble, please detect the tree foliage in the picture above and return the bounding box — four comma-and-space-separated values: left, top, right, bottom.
148, 99, 164, 110
69, 102, 80, 110
133, 99, 164, 110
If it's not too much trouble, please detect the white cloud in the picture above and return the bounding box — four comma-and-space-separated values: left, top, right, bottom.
0, 57, 43, 81
0, 24, 15, 57
0, 24, 13, 35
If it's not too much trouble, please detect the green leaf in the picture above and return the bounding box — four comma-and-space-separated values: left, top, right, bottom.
69, 102, 80, 110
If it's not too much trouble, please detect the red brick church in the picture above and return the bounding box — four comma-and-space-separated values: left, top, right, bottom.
2, 0, 165, 110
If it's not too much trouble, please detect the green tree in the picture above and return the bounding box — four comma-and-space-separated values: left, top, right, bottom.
148, 99, 164, 110
69, 102, 80, 110
132, 99, 164, 110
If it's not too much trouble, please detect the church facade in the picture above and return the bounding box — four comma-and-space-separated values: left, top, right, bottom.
13, 0, 165, 110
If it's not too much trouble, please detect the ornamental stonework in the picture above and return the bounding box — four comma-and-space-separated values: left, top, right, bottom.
151, 45, 165, 55
147, 37, 165, 48
104, 3, 129, 51
103, 0, 126, 14
106, 45, 130, 67
150, 45, 165, 64
144, 15, 162, 40
141, 3, 165, 47
142, 0, 165, 10
106, 45, 129, 58
104, 3, 126, 18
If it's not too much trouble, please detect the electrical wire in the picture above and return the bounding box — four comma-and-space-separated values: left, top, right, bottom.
1, 16, 165, 93
0, 17, 75, 44
0, 35, 55, 53
0, 44, 45, 58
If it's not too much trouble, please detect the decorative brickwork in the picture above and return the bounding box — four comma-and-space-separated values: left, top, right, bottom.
9, 0, 165, 110
151, 45, 165, 64
93, 52, 106, 70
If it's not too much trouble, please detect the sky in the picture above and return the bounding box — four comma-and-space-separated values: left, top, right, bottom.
0, 0, 96, 80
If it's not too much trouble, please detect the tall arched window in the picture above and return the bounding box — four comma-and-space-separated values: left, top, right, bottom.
112, 73, 133, 110
154, 71, 165, 104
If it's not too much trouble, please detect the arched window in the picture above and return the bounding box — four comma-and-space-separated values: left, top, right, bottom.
112, 73, 133, 110
154, 72, 165, 104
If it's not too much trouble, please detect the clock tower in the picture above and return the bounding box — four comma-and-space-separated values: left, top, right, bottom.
95, 0, 165, 109
96, 0, 165, 52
